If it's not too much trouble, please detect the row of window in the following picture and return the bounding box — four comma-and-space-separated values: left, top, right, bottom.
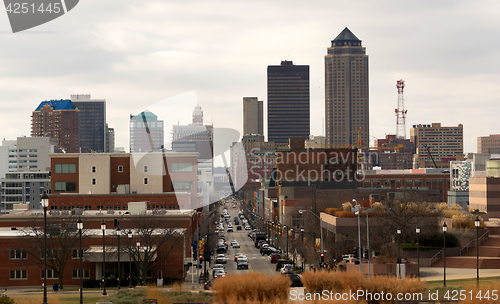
49, 205, 179, 210
54, 163, 193, 174
10, 269, 90, 280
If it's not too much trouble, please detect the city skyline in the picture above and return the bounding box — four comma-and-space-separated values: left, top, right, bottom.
0, 1, 499, 153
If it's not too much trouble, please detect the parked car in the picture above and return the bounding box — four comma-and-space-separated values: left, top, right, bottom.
288, 274, 303, 287
271, 253, 281, 263
237, 257, 249, 269
275, 259, 288, 271
280, 264, 294, 274
262, 246, 278, 255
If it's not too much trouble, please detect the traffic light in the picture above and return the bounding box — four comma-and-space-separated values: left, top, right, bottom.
199, 254, 203, 262
353, 248, 358, 257
320, 253, 324, 263
323, 263, 328, 269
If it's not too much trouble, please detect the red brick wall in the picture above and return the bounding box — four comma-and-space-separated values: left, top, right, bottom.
110, 156, 131, 192
51, 157, 80, 194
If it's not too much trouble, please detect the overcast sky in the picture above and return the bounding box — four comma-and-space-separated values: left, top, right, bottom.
1, 0, 499, 154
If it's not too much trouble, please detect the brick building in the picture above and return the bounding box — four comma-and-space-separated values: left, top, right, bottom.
49, 152, 200, 210
31, 100, 80, 153
0, 211, 197, 287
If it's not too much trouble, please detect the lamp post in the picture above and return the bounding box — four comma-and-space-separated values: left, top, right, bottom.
298, 210, 323, 256
397, 228, 401, 279
284, 225, 288, 259
117, 225, 121, 290
143, 244, 148, 286
136, 240, 141, 286
101, 220, 107, 296
352, 199, 362, 273
77, 217, 83, 304
41, 191, 49, 304
366, 209, 370, 277
127, 230, 132, 288
416, 226, 420, 278
290, 228, 294, 265
301, 228, 304, 271
443, 222, 447, 288
476, 216, 480, 287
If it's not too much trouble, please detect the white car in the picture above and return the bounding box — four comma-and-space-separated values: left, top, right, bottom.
216, 254, 227, 264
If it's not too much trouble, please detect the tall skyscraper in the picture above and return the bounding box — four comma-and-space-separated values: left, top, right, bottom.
71, 94, 106, 153
267, 60, 310, 143
31, 99, 80, 153
325, 27, 369, 148
129, 110, 164, 153
243, 97, 263, 136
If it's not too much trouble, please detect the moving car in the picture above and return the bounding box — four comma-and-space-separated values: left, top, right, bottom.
234, 253, 245, 261
237, 257, 249, 269
213, 269, 226, 278
216, 254, 227, 264
212, 264, 224, 277
236, 225, 242, 230
232, 242, 240, 248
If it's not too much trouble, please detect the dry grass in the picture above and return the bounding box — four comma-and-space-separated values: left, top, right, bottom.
213, 273, 289, 303
301, 271, 426, 304
11, 294, 61, 304
145, 284, 171, 304
454, 281, 500, 304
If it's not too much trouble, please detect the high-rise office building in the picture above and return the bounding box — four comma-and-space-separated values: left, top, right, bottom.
31, 99, 80, 153
325, 27, 369, 148
129, 110, 164, 153
71, 94, 106, 153
478, 134, 500, 154
267, 60, 310, 143
243, 97, 263, 136
105, 124, 115, 153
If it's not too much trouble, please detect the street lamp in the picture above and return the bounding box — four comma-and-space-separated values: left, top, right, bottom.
136, 240, 141, 286
443, 222, 447, 288
77, 217, 83, 304
127, 230, 132, 288
476, 216, 480, 287
416, 226, 420, 278
116, 224, 121, 290
271, 222, 275, 247
301, 227, 305, 271
284, 225, 288, 259
101, 220, 107, 296
41, 191, 49, 304
298, 210, 324, 255
352, 199, 362, 274
366, 209, 370, 277
397, 227, 401, 279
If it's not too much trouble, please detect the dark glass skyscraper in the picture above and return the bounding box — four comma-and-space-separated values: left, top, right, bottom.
71, 94, 106, 152
267, 60, 310, 143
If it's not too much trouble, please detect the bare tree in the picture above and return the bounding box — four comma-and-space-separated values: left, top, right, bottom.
20, 215, 84, 289
121, 215, 184, 285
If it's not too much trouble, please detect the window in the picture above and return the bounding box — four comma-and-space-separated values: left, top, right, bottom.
172, 163, 193, 172
10, 270, 27, 280
97, 206, 104, 210
114, 205, 121, 210
72, 249, 83, 259
144, 177, 148, 185
144, 166, 148, 173
54, 182, 77, 192
41, 269, 57, 279
54, 163, 76, 174
92, 178, 96, 185
9, 249, 27, 260
72, 269, 90, 279
172, 181, 192, 190
118, 165, 123, 172
41, 249, 58, 259
92, 166, 96, 173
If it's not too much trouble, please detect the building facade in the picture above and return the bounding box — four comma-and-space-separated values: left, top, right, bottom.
478, 134, 500, 154
130, 111, 164, 153
49, 152, 199, 210
243, 97, 263, 136
267, 61, 310, 143
410, 123, 464, 168
31, 100, 80, 153
1, 172, 50, 211
71, 94, 107, 153
325, 27, 369, 148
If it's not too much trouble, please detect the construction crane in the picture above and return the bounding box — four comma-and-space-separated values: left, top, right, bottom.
423, 144, 438, 168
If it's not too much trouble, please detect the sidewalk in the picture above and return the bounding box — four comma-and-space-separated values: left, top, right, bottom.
419, 267, 500, 281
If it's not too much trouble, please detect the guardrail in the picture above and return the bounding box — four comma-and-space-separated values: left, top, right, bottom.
459, 230, 490, 256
